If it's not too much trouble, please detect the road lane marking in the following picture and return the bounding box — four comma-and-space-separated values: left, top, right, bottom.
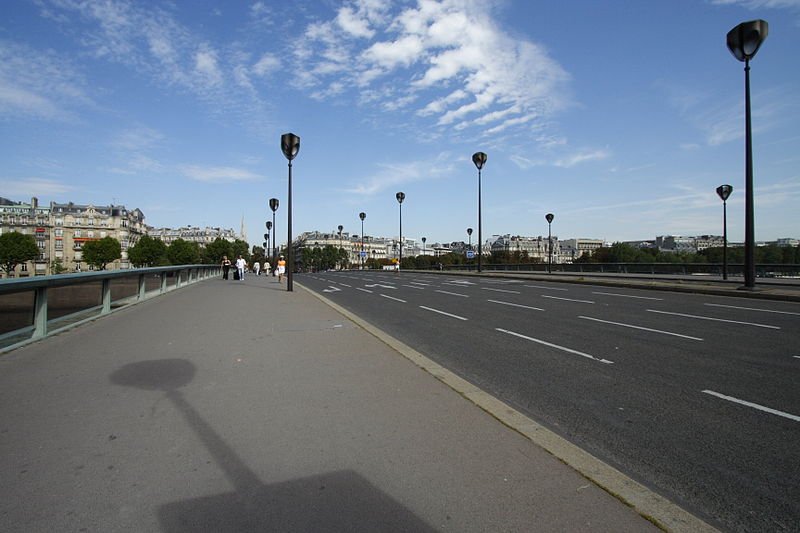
481, 287, 521, 294
322, 286, 341, 293
592, 291, 663, 301
436, 290, 469, 297
578, 316, 703, 341
496, 328, 613, 364
646, 309, 780, 330
340, 283, 352, 287
704, 303, 800, 316
365, 283, 397, 289
356, 287, 373, 294
403, 284, 425, 290
419, 306, 468, 321
524, 285, 568, 291
487, 299, 544, 311
702, 390, 800, 422
541, 295, 595, 304
380, 294, 406, 303
410, 281, 431, 285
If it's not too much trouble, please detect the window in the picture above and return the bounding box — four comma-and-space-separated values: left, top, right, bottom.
74, 229, 82, 238
100, 231, 107, 238
88, 231, 94, 238
55, 228, 63, 237
21, 263, 28, 272
55, 218, 63, 226
88, 218, 94, 226
55, 241, 63, 250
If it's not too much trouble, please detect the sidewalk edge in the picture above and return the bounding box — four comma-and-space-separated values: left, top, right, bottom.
298, 282, 719, 533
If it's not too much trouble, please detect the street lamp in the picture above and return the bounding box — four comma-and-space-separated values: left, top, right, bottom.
716, 185, 733, 280
727, 19, 768, 289
396, 192, 405, 271
545, 213, 554, 273
472, 152, 487, 273
467, 228, 473, 250
268, 199, 278, 269
338, 225, 344, 269
422, 237, 426, 257
359, 212, 366, 270
280, 133, 300, 292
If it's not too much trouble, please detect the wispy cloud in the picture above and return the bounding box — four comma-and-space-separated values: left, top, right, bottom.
510, 148, 609, 169
345, 153, 455, 196
0, 177, 73, 197
0, 40, 90, 120
180, 165, 263, 183
293, 0, 571, 140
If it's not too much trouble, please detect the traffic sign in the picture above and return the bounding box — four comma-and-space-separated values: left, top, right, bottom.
360, 251, 367, 258
466, 250, 475, 259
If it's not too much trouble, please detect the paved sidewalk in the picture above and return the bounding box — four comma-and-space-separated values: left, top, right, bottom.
2, 274, 671, 532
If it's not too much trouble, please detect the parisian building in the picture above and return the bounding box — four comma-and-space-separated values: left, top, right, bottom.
0, 197, 146, 277
148, 226, 238, 246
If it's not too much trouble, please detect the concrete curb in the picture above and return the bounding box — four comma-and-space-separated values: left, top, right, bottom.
298, 281, 720, 533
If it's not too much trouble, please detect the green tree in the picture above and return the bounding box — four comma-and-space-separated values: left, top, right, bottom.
229, 239, 250, 262
50, 258, 68, 274
0, 231, 39, 277
82, 237, 122, 270
128, 235, 168, 267
203, 238, 232, 264
166, 238, 200, 265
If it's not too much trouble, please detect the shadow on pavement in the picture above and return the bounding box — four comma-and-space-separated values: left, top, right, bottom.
110, 359, 434, 533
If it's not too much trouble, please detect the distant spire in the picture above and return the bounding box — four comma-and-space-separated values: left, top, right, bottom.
240, 214, 247, 243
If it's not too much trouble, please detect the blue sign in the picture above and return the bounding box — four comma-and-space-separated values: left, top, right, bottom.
466, 250, 475, 259
360, 251, 367, 258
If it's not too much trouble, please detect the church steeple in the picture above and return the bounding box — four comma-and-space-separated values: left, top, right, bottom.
240, 214, 247, 244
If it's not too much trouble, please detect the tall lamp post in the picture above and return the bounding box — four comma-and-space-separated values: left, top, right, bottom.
472, 152, 487, 273
268, 199, 278, 268
359, 212, 366, 270
467, 228, 473, 251
545, 213, 554, 273
716, 185, 733, 280
281, 133, 300, 292
337, 225, 344, 269
727, 19, 768, 289
422, 237, 426, 257
396, 192, 405, 271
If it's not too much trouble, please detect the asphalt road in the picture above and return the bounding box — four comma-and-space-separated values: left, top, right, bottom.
298, 270, 800, 533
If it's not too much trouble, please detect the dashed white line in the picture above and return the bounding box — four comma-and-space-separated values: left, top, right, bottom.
356, 287, 373, 294
487, 299, 544, 311
481, 287, 521, 294
592, 292, 663, 301
578, 316, 703, 341
496, 328, 613, 364
380, 294, 407, 303
410, 281, 431, 285
704, 303, 800, 316
340, 283, 352, 287
436, 290, 469, 298
524, 285, 568, 291
419, 306, 468, 321
646, 309, 780, 330
541, 295, 595, 304
403, 284, 426, 290
702, 390, 800, 422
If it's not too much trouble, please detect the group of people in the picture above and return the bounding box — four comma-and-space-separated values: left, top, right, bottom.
221, 255, 287, 283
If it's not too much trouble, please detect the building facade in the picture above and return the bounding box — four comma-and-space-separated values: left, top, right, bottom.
0, 197, 146, 277
148, 226, 237, 246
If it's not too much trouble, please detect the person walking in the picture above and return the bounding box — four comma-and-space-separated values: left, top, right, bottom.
221, 255, 232, 280
235, 255, 247, 281
277, 255, 286, 283
253, 261, 261, 276
263, 261, 271, 278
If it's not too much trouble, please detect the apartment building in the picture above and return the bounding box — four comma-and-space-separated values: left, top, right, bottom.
148, 225, 237, 246
0, 197, 146, 277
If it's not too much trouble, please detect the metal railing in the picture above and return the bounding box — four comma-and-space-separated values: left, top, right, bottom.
0, 265, 221, 353
434, 262, 800, 278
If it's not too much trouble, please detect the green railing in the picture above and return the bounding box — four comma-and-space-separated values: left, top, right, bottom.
0, 265, 220, 353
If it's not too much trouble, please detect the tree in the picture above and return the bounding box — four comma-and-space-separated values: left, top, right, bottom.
50, 258, 68, 275
82, 237, 122, 270
167, 238, 200, 265
128, 235, 168, 267
203, 238, 232, 264
229, 239, 250, 262
0, 232, 39, 277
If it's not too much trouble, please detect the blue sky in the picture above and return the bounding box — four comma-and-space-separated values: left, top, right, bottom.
1, 0, 798, 248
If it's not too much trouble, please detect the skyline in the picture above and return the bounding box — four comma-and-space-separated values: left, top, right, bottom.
1, 0, 799, 248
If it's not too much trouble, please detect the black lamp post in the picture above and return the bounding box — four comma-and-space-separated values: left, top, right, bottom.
268, 200, 278, 268
337, 225, 344, 269
472, 152, 487, 273
727, 19, 768, 289
716, 185, 733, 280
281, 133, 300, 292
467, 227, 473, 251
422, 237, 426, 257
359, 212, 366, 270
396, 192, 405, 271
545, 213, 554, 273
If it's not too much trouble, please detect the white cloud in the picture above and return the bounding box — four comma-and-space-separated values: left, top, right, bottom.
294, 0, 571, 140
180, 165, 263, 183
346, 153, 454, 196
0, 177, 73, 196
110, 126, 164, 152
252, 53, 280, 76
554, 149, 610, 168
194, 48, 223, 86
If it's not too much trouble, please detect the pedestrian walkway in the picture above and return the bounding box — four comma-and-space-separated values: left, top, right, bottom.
1, 275, 691, 532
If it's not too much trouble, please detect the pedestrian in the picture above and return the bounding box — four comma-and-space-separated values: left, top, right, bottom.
277, 255, 286, 283
235, 255, 247, 281
253, 260, 261, 276
221, 255, 231, 280
264, 260, 271, 277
